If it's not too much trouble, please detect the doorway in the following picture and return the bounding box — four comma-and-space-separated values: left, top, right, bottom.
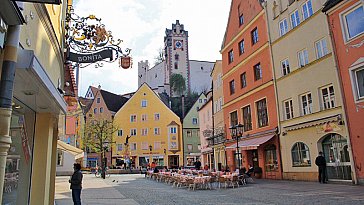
322, 134, 352, 180
168, 155, 179, 169
252, 150, 259, 168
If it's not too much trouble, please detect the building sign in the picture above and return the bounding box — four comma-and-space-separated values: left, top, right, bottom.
67, 50, 113, 64
120, 56, 131, 69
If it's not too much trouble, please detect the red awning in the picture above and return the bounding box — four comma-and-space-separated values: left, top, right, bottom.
226, 134, 275, 150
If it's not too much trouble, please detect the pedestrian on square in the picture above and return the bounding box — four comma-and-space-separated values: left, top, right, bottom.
315, 151, 327, 183
194, 160, 201, 170
69, 163, 83, 205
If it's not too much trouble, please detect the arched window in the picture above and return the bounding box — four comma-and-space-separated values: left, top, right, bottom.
265, 144, 278, 171
291, 142, 311, 167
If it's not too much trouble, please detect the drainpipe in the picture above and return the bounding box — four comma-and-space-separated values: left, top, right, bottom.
0, 3, 22, 202
324, 12, 358, 185
262, 0, 284, 178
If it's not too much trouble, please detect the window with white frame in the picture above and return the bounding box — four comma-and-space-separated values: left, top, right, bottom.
187, 144, 193, 151
117, 129, 123, 136
342, 4, 364, 41
141, 100, 147, 107
301, 93, 313, 115
228, 49, 234, 64
192, 118, 198, 125
154, 127, 160, 135
254, 63, 262, 81
321, 85, 336, 110
219, 97, 223, 110
241, 72, 247, 88
251, 27, 259, 45
130, 143, 137, 151
170, 127, 177, 134
291, 142, 311, 166
290, 10, 300, 28
141, 128, 148, 136
199, 99, 203, 103
284, 99, 294, 120
130, 128, 137, 136
239, 39, 245, 55
154, 113, 160, 121
117, 144, 123, 151
281, 59, 290, 76
187, 130, 192, 137
141, 114, 147, 122
130, 115, 137, 122
302, 0, 313, 20
141, 142, 148, 150
298, 49, 309, 67
353, 68, 364, 100
257, 99, 268, 127
315, 38, 328, 59
229, 80, 235, 95
279, 19, 288, 36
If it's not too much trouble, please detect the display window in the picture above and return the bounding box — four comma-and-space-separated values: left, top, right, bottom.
3, 99, 35, 204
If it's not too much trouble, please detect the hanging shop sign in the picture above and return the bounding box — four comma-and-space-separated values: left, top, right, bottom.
65, 10, 132, 68
67, 49, 112, 64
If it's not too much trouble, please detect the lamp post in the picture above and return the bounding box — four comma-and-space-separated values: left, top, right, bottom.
229, 123, 244, 170
149, 145, 153, 167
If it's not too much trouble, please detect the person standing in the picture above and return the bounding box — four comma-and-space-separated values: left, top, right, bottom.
69, 163, 83, 205
194, 159, 201, 170
315, 151, 327, 183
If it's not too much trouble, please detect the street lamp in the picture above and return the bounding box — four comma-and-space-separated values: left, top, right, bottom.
229, 123, 244, 170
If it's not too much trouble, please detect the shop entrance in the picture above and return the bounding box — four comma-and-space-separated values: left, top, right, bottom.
252, 150, 259, 168
168, 155, 179, 169
322, 134, 352, 180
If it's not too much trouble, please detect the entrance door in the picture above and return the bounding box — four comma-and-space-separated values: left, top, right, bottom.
252, 150, 259, 168
322, 134, 352, 180
168, 155, 179, 169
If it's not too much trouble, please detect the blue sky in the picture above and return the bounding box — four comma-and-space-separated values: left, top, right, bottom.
74, 0, 231, 96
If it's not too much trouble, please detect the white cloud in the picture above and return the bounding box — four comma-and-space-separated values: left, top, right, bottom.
74, 0, 230, 96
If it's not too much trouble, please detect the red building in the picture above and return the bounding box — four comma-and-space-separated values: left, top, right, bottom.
323, 0, 364, 184
221, 0, 281, 179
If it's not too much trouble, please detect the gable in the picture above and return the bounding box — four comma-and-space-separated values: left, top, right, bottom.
115, 83, 179, 119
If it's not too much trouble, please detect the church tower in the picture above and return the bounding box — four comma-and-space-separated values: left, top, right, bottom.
164, 20, 190, 95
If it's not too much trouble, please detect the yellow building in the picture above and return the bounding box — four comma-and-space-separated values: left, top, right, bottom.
0, 0, 69, 204
264, 0, 353, 182
113, 83, 183, 169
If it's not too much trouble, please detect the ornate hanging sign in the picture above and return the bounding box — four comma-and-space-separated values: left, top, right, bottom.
65, 7, 132, 68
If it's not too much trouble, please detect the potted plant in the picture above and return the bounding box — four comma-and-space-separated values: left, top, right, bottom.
254, 167, 263, 179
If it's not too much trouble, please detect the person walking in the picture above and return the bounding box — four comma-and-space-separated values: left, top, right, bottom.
69, 163, 83, 205
315, 151, 327, 183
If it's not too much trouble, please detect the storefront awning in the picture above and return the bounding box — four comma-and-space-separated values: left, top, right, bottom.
57, 140, 84, 159
226, 134, 275, 150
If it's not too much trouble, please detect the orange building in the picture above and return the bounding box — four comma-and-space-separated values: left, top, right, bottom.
221, 0, 281, 179
323, 0, 364, 184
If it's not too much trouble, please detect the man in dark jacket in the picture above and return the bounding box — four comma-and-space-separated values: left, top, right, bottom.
315, 152, 327, 183
194, 160, 201, 170
69, 163, 83, 205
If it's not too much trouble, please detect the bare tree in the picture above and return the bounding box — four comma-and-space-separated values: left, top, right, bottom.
83, 116, 117, 179
154, 47, 165, 65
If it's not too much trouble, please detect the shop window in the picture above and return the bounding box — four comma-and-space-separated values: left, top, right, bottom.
291, 142, 311, 167
265, 145, 278, 171
57, 150, 63, 166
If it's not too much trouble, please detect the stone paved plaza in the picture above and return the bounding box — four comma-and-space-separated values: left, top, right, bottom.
55, 174, 364, 205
